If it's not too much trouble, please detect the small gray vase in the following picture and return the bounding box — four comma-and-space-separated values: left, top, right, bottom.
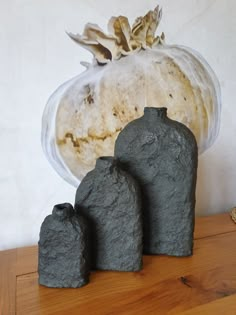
38, 203, 90, 288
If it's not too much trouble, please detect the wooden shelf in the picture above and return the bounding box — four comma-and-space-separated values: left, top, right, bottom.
1, 213, 236, 314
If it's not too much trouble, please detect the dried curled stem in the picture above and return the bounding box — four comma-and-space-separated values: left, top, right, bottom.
67, 5, 165, 65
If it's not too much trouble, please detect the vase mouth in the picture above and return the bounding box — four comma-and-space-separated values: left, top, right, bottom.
144, 107, 167, 118
95, 156, 116, 170
52, 203, 74, 219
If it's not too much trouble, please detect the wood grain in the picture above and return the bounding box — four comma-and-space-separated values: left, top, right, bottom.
16, 231, 236, 315
194, 212, 235, 239
0, 249, 16, 315
1, 213, 236, 315
180, 295, 236, 315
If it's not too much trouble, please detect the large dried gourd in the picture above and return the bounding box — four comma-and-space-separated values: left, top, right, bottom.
42, 6, 221, 186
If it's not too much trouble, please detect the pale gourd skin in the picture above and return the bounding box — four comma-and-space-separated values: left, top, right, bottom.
41, 7, 221, 187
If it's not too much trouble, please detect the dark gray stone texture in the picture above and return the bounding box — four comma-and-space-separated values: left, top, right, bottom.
75, 156, 143, 271
38, 203, 89, 288
115, 107, 198, 256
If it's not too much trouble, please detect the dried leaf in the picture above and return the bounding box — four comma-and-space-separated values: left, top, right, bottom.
146, 6, 162, 46
83, 24, 119, 60
67, 32, 112, 63
108, 16, 132, 52
67, 5, 164, 63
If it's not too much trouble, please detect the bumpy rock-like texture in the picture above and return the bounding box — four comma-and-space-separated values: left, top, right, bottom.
38, 203, 89, 288
115, 107, 198, 256
75, 156, 142, 271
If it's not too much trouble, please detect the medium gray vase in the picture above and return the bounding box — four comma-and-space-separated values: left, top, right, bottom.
38, 203, 90, 288
74, 156, 143, 271
114, 107, 198, 256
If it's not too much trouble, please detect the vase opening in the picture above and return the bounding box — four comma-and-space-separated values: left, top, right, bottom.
52, 203, 73, 219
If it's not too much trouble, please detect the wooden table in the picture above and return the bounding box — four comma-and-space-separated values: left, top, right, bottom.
1, 213, 236, 315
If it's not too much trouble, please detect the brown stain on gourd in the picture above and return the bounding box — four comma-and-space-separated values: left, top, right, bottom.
57, 127, 123, 177
159, 56, 207, 140
83, 84, 95, 105
57, 128, 122, 149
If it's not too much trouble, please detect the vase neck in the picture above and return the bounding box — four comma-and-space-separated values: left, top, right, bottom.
95, 156, 116, 172
144, 107, 167, 120
52, 203, 74, 220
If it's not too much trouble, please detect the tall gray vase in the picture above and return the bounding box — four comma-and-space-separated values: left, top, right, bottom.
75, 156, 143, 271
114, 107, 198, 256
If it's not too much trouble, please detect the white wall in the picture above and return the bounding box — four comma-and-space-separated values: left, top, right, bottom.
0, 0, 235, 250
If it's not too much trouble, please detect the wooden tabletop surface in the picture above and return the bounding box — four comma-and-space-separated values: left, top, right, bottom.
1, 213, 236, 315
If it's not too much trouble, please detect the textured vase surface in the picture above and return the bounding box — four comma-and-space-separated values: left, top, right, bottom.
38, 203, 89, 288
75, 156, 143, 271
115, 107, 198, 256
